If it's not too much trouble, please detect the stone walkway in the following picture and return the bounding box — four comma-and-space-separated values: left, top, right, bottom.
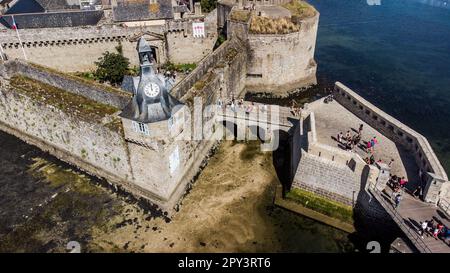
375, 186, 450, 253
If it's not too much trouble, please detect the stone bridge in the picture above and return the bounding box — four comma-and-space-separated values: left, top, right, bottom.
215, 102, 299, 151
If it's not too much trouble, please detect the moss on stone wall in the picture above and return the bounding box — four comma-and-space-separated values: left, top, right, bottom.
9, 75, 121, 131
286, 188, 354, 224
29, 62, 131, 98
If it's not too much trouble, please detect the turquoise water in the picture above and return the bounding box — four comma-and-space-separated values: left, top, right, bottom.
309, 0, 450, 171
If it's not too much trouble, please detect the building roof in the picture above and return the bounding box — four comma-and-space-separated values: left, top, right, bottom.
112, 0, 173, 22
121, 75, 139, 94
4, 0, 81, 14
35, 0, 75, 11
0, 10, 104, 29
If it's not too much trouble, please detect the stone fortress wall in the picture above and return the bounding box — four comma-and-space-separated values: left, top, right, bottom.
0, 26, 248, 211
0, 61, 140, 202
245, 12, 319, 95
171, 38, 247, 100
293, 108, 378, 207
291, 82, 450, 226
0, 10, 217, 72
333, 82, 449, 205
3, 60, 131, 108
220, 2, 319, 96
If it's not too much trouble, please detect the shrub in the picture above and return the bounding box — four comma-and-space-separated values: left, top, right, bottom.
94, 44, 130, 86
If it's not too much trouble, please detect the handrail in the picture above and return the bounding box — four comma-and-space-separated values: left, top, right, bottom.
369, 185, 433, 253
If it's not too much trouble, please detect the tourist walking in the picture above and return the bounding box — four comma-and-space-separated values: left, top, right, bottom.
394, 193, 402, 209
358, 124, 363, 135
420, 220, 429, 238
337, 132, 343, 144
366, 140, 372, 153
427, 219, 435, 233
388, 158, 394, 167
399, 177, 408, 189
230, 99, 236, 112
412, 185, 422, 199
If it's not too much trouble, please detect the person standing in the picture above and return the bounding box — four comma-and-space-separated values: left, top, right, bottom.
345, 130, 351, 141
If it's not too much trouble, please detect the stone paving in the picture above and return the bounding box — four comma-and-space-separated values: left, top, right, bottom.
308, 99, 420, 189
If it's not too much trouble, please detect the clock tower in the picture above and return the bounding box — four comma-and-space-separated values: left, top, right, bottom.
128, 37, 183, 123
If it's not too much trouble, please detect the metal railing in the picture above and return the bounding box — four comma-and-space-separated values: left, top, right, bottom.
369, 185, 433, 253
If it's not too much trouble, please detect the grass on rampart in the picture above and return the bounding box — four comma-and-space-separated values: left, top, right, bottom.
249, 16, 300, 34
29, 63, 131, 98
229, 10, 251, 22
10, 75, 121, 130
162, 62, 197, 73
286, 188, 354, 224
282, 0, 317, 19
248, 0, 316, 34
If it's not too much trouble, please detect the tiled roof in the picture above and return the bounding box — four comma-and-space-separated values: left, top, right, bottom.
0, 10, 104, 29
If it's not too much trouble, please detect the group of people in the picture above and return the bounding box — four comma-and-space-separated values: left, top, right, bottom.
419, 219, 450, 242
218, 97, 266, 114
337, 124, 364, 152
388, 175, 409, 209
388, 175, 409, 192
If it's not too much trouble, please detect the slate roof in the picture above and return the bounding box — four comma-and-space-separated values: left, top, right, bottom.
112, 0, 173, 22
121, 75, 139, 94
35, 0, 75, 11
0, 10, 104, 29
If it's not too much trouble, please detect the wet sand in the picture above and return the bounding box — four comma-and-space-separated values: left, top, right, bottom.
0, 130, 354, 253
88, 141, 354, 253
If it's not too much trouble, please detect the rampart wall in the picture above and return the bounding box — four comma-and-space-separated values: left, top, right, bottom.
333, 82, 448, 204
0, 12, 218, 72
2, 60, 131, 108
171, 38, 247, 100
245, 12, 319, 95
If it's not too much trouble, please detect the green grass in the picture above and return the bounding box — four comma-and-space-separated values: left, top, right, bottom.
282, 0, 317, 19
29, 62, 131, 98
286, 188, 354, 224
9, 75, 122, 133
162, 62, 197, 73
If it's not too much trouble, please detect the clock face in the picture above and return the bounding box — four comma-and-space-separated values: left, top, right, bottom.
144, 83, 160, 98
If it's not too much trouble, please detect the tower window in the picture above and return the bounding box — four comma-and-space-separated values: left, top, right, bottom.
132, 121, 149, 136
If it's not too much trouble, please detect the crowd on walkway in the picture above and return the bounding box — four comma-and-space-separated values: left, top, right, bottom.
217, 97, 268, 114
418, 219, 450, 245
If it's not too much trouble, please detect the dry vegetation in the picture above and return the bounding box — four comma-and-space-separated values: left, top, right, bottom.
282, 0, 317, 19
229, 10, 251, 22
249, 16, 300, 34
